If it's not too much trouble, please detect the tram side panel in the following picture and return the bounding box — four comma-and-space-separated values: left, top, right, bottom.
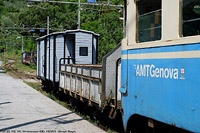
40, 40, 45, 79
121, 43, 200, 133
55, 35, 64, 82
60, 64, 102, 106
46, 37, 50, 80
36, 38, 46, 80
102, 44, 121, 109
59, 44, 121, 108
59, 64, 65, 89
90, 67, 102, 104
36, 41, 40, 78
49, 36, 54, 82
75, 32, 93, 64
92, 36, 97, 64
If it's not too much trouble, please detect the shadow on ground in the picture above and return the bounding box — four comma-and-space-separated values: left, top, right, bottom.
0, 102, 12, 105
0, 112, 83, 131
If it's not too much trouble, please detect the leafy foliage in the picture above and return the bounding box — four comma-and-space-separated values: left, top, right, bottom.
0, 0, 123, 63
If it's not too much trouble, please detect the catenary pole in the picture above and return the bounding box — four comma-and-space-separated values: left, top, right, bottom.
78, 0, 80, 29
47, 16, 49, 35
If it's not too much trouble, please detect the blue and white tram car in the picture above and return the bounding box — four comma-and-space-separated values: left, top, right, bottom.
120, 0, 200, 132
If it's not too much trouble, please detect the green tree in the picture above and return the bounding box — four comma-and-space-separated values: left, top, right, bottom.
1, 0, 123, 63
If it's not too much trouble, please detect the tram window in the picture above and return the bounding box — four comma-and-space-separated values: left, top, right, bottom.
123, 0, 127, 38
182, 0, 200, 37
136, 0, 161, 43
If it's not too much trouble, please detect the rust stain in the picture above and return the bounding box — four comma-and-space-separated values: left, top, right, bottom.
171, 123, 176, 127
165, 40, 173, 42
134, 95, 137, 99
91, 96, 94, 100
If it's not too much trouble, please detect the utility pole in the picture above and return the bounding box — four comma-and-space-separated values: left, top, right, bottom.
4, 44, 5, 62
21, 36, 24, 63
6, 42, 8, 61
21, 24, 24, 63
13, 42, 15, 59
0, 44, 1, 58
22, 36, 24, 53
22, 24, 24, 54
47, 16, 49, 34
78, 0, 80, 29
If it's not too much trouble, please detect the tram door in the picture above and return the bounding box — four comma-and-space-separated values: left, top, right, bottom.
65, 34, 75, 64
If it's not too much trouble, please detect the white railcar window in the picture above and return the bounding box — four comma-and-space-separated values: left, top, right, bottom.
136, 0, 162, 43
79, 47, 88, 56
182, 0, 200, 37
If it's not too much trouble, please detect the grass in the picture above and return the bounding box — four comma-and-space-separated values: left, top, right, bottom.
0, 58, 8, 65
12, 61, 36, 71
1, 61, 36, 80
0, 52, 36, 77
0, 50, 21, 62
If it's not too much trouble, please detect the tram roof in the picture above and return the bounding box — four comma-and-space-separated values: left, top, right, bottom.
36, 29, 100, 40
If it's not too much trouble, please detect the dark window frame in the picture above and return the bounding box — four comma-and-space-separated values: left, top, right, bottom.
79, 47, 88, 56
123, 0, 127, 38
136, 0, 162, 43
182, 0, 200, 37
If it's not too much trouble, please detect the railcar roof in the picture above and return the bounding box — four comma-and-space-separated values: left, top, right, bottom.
36, 29, 100, 40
